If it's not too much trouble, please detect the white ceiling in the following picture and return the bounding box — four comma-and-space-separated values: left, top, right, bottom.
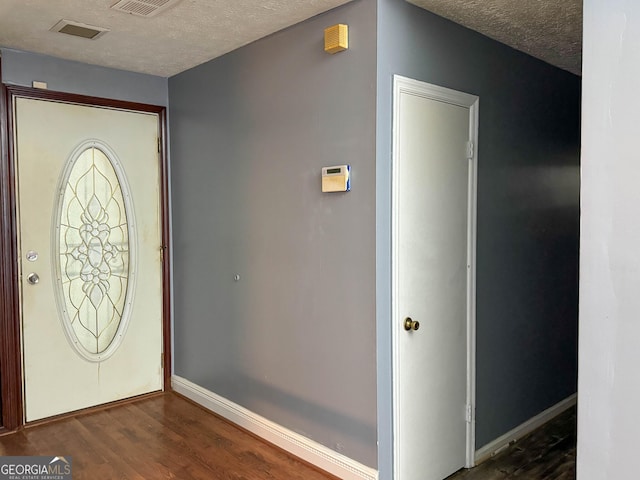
0, 0, 353, 77
407, 0, 582, 75
0, 0, 581, 78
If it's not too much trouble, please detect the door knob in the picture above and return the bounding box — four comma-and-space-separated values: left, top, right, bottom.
404, 317, 420, 331
27, 273, 40, 285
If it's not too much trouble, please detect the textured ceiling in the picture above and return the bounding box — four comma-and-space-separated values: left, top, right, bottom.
0, 0, 353, 77
407, 0, 582, 75
0, 0, 582, 78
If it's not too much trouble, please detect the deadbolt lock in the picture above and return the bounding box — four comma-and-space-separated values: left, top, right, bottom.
404, 317, 420, 331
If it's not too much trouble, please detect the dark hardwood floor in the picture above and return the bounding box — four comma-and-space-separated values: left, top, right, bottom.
0, 393, 576, 480
0, 392, 338, 480
447, 406, 576, 480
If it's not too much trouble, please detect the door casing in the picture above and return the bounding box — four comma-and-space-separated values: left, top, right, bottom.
0, 82, 172, 430
391, 74, 478, 474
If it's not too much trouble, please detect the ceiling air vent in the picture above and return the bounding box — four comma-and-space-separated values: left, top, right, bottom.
51, 20, 109, 40
110, 0, 183, 17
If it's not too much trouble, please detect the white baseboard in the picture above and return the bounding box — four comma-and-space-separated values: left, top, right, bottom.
172, 375, 378, 480
475, 393, 577, 464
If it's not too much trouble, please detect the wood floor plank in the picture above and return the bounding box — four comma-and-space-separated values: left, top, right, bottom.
447, 406, 576, 480
123, 399, 269, 479
1, 392, 576, 480
0, 392, 337, 480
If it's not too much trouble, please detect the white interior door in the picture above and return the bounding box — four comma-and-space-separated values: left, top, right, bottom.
392, 76, 478, 480
14, 97, 164, 422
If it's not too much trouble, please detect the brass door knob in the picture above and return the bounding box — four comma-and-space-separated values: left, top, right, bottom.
404, 317, 420, 331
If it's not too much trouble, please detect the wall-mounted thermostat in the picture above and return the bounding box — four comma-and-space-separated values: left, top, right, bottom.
322, 165, 350, 192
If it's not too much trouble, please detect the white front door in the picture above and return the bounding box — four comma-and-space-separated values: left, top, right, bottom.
14, 97, 164, 422
392, 76, 478, 479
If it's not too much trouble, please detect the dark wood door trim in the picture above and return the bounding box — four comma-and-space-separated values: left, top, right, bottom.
0, 67, 24, 431
158, 106, 173, 392
0, 83, 172, 430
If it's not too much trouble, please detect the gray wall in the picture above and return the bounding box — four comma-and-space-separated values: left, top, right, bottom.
375, 1, 581, 476
169, 0, 378, 467
1, 48, 168, 106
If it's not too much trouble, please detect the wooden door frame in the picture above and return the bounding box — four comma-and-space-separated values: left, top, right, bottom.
0, 81, 172, 431
391, 75, 479, 473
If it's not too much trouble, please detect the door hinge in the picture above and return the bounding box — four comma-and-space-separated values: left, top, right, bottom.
157, 137, 161, 153
466, 141, 474, 159
161, 352, 165, 367
466, 404, 473, 423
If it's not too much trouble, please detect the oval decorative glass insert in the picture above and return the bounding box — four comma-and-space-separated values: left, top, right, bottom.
54, 142, 136, 361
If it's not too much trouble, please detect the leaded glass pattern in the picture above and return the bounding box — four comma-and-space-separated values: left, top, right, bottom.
56, 144, 134, 359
